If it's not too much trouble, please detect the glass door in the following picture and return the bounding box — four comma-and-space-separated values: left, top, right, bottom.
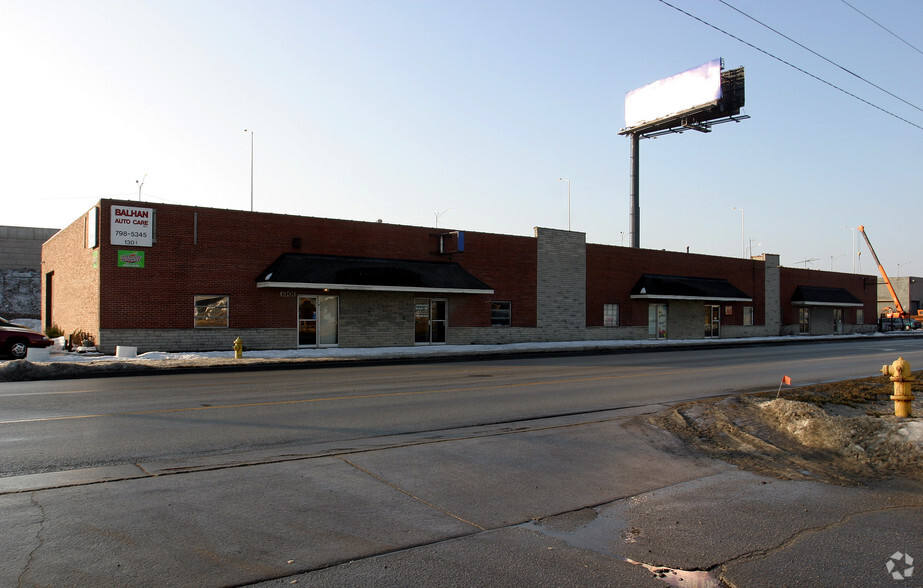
299, 295, 338, 347
298, 296, 317, 346
415, 298, 447, 344
704, 305, 720, 338
799, 307, 810, 334
648, 303, 667, 339
318, 296, 338, 345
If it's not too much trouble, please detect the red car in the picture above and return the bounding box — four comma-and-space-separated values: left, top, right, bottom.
0, 317, 54, 359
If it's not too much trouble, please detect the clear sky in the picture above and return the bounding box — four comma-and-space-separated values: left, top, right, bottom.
2, 0, 920, 277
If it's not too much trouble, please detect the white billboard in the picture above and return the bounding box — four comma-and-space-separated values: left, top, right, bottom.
110, 205, 154, 247
625, 59, 723, 131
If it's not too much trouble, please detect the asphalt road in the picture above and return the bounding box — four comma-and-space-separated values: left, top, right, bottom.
2, 336, 922, 587
2, 337, 921, 478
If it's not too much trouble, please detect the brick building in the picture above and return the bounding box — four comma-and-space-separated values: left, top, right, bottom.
41, 199, 877, 353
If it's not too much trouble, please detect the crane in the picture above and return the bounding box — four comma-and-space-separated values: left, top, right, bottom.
857, 225, 908, 319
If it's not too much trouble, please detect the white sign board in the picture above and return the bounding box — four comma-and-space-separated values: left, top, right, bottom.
110, 205, 154, 247
625, 59, 723, 130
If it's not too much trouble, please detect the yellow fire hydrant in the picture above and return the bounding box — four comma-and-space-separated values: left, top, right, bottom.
881, 356, 914, 418
233, 337, 244, 359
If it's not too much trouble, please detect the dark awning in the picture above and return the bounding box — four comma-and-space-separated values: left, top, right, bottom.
630, 274, 751, 302
256, 253, 494, 295
791, 286, 863, 307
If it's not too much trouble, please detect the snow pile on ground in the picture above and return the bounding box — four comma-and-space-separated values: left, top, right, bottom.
652, 393, 923, 484
760, 397, 923, 467
897, 420, 923, 445
0, 336, 735, 382
758, 398, 859, 452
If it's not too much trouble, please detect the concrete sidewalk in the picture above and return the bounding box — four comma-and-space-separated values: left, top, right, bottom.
3, 405, 921, 587
7, 330, 923, 383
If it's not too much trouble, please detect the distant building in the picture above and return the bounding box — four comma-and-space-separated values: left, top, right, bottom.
0, 225, 60, 320
876, 276, 922, 316
41, 199, 877, 353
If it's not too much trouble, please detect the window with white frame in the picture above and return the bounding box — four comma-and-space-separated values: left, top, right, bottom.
194, 295, 229, 328
603, 304, 619, 327
743, 306, 754, 326
856, 308, 864, 325
491, 301, 511, 327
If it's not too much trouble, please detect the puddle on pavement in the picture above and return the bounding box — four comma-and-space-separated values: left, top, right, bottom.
521, 506, 723, 588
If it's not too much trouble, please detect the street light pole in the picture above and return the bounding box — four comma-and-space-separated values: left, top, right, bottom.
732, 206, 745, 258
435, 208, 452, 228
244, 129, 253, 212
558, 177, 571, 231
845, 226, 856, 273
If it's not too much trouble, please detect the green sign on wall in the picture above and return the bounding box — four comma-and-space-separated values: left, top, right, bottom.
117, 250, 145, 268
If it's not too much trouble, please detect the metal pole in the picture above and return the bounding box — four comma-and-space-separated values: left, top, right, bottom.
435, 208, 451, 228
557, 178, 571, 231
629, 133, 640, 248
733, 206, 745, 258
244, 129, 253, 212
740, 208, 745, 258
845, 226, 856, 273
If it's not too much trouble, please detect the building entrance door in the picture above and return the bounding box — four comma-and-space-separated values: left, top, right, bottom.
44, 271, 54, 332
705, 305, 720, 338
648, 303, 667, 339
415, 298, 447, 344
298, 295, 338, 347
799, 307, 810, 334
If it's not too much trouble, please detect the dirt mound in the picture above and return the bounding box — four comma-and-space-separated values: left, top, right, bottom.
650, 375, 923, 485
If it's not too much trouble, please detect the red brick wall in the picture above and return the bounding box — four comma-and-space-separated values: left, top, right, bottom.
445, 231, 537, 328
779, 268, 876, 324
41, 212, 100, 340
585, 244, 765, 327
47, 199, 878, 342
94, 200, 537, 330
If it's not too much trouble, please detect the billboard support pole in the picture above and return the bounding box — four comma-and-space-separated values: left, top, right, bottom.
629, 132, 640, 248
620, 60, 747, 252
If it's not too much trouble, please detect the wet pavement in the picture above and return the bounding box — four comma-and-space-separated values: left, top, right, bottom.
2, 405, 921, 587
